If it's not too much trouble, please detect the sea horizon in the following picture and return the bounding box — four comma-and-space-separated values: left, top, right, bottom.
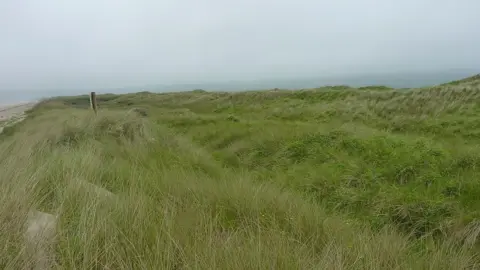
1, 69, 478, 105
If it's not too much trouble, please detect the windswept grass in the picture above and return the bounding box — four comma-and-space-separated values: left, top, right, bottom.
2, 74, 480, 269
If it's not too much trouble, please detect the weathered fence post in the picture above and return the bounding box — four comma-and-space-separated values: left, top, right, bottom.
90, 92, 98, 114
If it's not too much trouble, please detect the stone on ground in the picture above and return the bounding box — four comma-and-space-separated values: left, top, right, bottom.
24, 210, 57, 270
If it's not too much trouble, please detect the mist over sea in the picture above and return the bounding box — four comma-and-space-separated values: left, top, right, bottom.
1, 70, 477, 106
0, 91, 45, 106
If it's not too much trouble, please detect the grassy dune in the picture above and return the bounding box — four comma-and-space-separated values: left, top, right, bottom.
1, 76, 480, 268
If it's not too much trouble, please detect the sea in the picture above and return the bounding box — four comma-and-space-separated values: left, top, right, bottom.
1, 69, 478, 106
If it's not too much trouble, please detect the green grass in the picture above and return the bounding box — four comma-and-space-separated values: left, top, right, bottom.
2, 75, 480, 268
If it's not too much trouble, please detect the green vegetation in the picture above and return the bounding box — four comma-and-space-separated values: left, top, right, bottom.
2, 75, 480, 268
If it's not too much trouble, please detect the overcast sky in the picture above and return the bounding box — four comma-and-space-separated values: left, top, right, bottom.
1, 0, 479, 91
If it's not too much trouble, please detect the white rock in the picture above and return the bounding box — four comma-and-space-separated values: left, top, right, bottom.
25, 210, 57, 270
85, 182, 115, 199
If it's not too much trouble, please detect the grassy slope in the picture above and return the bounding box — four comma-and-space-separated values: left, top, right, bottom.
1, 77, 480, 268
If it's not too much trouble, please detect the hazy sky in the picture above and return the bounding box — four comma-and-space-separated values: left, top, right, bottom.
1, 0, 479, 91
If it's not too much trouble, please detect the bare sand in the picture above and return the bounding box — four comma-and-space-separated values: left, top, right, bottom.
0, 102, 35, 120
0, 102, 36, 133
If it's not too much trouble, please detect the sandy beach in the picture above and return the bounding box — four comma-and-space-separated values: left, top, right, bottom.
0, 102, 35, 119
0, 102, 36, 132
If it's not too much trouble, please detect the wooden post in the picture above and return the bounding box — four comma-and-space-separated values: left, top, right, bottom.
90, 92, 98, 114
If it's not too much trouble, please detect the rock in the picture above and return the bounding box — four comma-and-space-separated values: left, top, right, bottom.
84, 182, 115, 199
24, 210, 57, 270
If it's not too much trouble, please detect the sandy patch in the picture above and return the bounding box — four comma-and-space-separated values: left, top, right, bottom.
0, 102, 36, 133
0, 102, 35, 119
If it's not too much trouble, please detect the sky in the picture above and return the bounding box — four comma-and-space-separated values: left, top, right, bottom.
0, 0, 479, 93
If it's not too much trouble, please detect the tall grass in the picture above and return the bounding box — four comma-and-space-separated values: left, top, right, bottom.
1, 76, 480, 268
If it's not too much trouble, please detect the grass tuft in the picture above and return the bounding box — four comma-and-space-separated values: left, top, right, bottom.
1, 74, 480, 268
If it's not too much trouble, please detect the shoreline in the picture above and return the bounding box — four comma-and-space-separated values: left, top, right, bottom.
0, 101, 36, 123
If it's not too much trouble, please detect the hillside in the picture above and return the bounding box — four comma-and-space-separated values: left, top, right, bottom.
1, 75, 480, 269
